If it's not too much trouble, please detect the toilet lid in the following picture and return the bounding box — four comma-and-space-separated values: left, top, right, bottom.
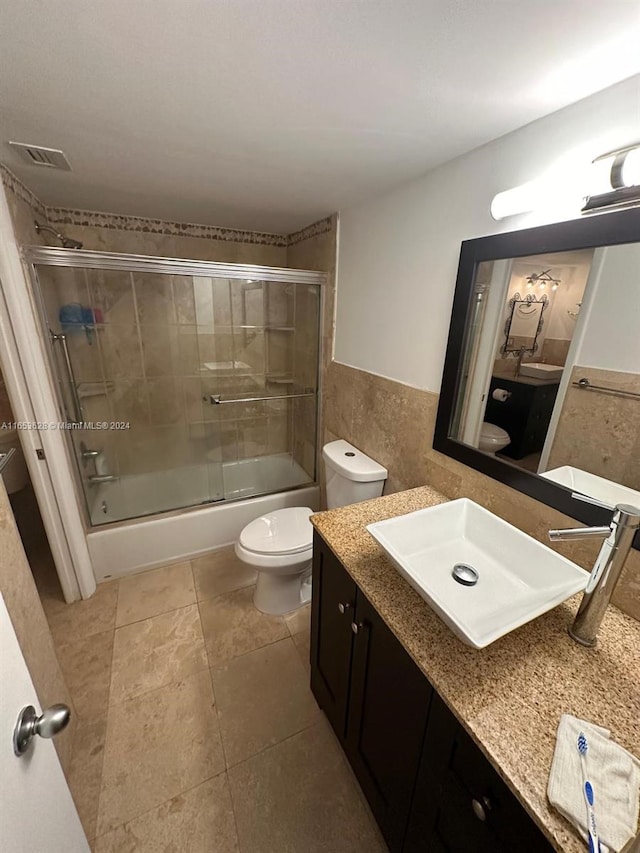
239, 507, 314, 556
481, 422, 510, 441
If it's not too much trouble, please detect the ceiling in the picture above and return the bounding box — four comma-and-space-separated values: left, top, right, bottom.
1, 1, 639, 233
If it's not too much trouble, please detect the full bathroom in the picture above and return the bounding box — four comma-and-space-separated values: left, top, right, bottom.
0, 5, 639, 853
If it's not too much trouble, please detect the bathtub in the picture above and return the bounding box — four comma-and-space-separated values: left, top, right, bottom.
86, 453, 319, 581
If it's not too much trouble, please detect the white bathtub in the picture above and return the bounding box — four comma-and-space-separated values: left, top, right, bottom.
86, 453, 319, 581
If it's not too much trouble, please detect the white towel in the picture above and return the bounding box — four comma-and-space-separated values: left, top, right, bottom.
548, 714, 640, 852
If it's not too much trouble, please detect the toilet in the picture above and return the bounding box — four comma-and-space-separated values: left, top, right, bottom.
235, 439, 387, 615
478, 422, 511, 455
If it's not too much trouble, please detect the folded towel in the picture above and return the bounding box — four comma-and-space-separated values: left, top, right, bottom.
548, 714, 640, 852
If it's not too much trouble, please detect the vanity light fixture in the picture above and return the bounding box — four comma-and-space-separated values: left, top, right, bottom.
490, 142, 640, 220
582, 142, 640, 213
525, 269, 561, 290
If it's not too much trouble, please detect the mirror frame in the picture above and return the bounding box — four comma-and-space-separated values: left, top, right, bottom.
433, 206, 640, 541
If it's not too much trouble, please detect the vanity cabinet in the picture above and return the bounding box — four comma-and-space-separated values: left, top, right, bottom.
310, 533, 432, 852
485, 376, 559, 459
311, 531, 554, 853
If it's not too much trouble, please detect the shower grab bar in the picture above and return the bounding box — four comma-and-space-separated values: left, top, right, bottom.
87, 474, 120, 484
50, 331, 84, 423
203, 392, 315, 405
571, 377, 640, 400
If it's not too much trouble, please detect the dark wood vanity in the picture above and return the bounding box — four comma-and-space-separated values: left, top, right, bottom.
485, 375, 560, 459
310, 531, 554, 853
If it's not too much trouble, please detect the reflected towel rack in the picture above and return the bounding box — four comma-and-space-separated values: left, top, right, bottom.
203, 392, 315, 405
572, 377, 640, 400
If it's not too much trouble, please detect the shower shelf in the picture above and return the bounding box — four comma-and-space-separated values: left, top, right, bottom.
78, 382, 114, 399
266, 376, 294, 385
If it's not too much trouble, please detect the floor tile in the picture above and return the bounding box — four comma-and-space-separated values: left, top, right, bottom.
97, 670, 225, 836
47, 580, 118, 643
67, 715, 108, 843
116, 561, 195, 626
211, 637, 321, 767
284, 603, 311, 636
199, 586, 288, 667
110, 604, 207, 704
94, 774, 239, 853
228, 720, 386, 853
56, 628, 114, 718
292, 630, 311, 675
192, 546, 257, 601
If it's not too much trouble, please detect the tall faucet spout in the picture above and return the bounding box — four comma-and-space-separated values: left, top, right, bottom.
550, 503, 640, 646
548, 526, 611, 541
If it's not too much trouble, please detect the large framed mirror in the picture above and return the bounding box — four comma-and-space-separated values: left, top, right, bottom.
434, 207, 640, 544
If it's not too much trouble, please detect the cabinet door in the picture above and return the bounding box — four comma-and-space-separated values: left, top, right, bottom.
310, 532, 357, 740
404, 692, 554, 853
346, 593, 432, 853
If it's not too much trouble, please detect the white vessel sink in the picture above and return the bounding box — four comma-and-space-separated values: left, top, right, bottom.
541, 466, 640, 509
519, 363, 564, 380
367, 499, 586, 649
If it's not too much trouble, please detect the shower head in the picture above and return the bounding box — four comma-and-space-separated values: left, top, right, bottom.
34, 221, 83, 250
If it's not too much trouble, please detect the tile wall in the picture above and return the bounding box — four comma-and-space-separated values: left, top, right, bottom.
547, 365, 640, 490
323, 360, 640, 622
286, 214, 338, 480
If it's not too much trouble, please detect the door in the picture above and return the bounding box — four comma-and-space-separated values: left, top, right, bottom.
346, 592, 432, 853
0, 593, 89, 853
310, 532, 357, 740
29, 264, 225, 525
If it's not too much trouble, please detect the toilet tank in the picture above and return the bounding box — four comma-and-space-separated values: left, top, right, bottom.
322, 440, 387, 509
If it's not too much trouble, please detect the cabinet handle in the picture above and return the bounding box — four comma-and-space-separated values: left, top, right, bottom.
351, 621, 364, 634
337, 602, 351, 614
471, 796, 492, 822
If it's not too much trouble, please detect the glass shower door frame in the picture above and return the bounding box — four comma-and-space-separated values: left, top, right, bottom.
23, 246, 326, 527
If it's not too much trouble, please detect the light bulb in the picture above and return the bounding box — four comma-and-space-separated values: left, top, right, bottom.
622, 148, 640, 187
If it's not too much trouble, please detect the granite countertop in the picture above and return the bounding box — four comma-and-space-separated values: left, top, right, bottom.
310, 486, 640, 853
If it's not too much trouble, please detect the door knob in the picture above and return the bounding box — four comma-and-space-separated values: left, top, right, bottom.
351, 621, 364, 634
337, 602, 351, 614
13, 704, 71, 756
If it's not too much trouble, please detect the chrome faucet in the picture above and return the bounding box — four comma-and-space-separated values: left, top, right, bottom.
549, 501, 640, 646
515, 346, 527, 378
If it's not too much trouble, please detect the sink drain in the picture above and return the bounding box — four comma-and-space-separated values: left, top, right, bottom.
452, 563, 479, 586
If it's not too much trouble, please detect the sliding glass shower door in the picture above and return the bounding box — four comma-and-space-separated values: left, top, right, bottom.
27, 252, 322, 526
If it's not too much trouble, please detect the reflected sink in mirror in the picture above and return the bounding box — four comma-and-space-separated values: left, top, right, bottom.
519, 363, 564, 380
541, 466, 640, 510
367, 498, 587, 649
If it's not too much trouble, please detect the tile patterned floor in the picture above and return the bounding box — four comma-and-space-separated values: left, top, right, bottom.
33, 546, 386, 852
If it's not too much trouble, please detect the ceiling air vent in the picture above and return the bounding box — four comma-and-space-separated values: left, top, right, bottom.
7, 141, 71, 171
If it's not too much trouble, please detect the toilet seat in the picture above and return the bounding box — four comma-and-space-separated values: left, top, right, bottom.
480, 422, 510, 447
239, 506, 313, 556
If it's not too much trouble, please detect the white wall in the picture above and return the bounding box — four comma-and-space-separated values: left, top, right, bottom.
335, 74, 640, 391
574, 243, 640, 373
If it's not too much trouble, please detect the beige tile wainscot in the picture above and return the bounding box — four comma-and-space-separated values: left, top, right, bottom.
311, 485, 640, 853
